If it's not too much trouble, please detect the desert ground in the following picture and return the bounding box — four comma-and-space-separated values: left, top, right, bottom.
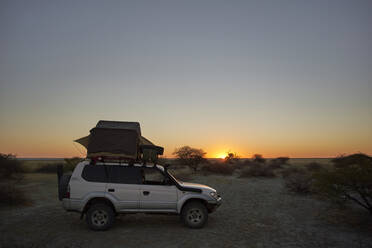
1, 159, 372, 248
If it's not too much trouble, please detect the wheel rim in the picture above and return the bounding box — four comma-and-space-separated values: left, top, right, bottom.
91, 209, 109, 227
187, 208, 203, 224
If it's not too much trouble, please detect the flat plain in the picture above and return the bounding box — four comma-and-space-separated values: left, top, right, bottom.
1, 159, 371, 248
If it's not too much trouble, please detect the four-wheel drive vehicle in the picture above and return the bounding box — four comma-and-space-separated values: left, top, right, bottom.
58, 160, 222, 230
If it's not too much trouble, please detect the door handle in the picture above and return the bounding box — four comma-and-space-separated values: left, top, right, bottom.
143, 191, 150, 196
108, 188, 115, 192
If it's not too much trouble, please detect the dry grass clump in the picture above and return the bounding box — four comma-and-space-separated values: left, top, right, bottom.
281, 167, 303, 178
267, 157, 290, 170
231, 159, 251, 170
0, 154, 25, 178
202, 162, 235, 175
0, 182, 30, 206
239, 163, 276, 178
282, 167, 313, 194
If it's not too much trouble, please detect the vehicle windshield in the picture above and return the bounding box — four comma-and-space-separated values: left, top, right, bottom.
166, 170, 181, 183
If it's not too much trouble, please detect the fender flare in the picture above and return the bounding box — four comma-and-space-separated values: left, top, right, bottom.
81, 192, 118, 212
177, 194, 211, 213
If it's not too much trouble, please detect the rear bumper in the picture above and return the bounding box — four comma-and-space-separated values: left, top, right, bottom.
62, 198, 83, 212
207, 197, 222, 213
62, 198, 70, 210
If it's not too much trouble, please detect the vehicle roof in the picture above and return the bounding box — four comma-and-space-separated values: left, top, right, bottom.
80, 160, 165, 171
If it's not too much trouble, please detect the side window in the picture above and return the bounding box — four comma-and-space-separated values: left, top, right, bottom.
142, 168, 167, 185
81, 164, 108, 183
108, 166, 142, 184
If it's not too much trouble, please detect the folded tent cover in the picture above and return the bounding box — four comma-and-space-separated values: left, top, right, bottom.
74, 120, 163, 161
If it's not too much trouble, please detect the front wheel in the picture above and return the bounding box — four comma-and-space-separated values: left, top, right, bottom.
181, 202, 208, 229
86, 203, 115, 231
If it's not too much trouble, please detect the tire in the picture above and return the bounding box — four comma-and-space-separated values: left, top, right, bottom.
58, 174, 71, 201
86, 203, 115, 231
181, 201, 208, 229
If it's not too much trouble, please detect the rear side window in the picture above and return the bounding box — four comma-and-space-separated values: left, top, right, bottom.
108, 166, 142, 184
81, 164, 108, 183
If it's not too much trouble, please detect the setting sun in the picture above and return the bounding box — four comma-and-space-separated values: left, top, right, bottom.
216, 153, 228, 159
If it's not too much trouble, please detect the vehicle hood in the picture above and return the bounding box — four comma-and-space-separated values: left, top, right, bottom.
179, 182, 216, 193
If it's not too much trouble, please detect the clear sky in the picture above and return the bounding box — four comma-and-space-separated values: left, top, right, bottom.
0, 0, 371, 158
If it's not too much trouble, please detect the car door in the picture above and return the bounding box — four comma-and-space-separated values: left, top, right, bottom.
139, 167, 178, 211
106, 165, 141, 211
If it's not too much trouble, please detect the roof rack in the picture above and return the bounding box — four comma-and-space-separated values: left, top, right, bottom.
89, 156, 160, 167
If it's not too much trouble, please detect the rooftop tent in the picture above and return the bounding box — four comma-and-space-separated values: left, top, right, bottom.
74, 135, 90, 148
96, 120, 141, 135
74, 120, 164, 160
74, 134, 160, 148
87, 127, 139, 159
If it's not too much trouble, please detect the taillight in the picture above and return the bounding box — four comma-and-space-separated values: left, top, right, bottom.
66, 185, 70, 198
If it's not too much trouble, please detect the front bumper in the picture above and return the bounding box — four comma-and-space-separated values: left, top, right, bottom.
207, 196, 222, 213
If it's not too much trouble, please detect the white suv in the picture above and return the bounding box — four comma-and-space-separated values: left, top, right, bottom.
58, 160, 222, 230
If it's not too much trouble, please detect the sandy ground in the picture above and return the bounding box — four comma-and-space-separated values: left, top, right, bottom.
1, 173, 372, 248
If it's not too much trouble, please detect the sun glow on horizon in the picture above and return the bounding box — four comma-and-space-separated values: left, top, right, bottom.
216, 153, 228, 159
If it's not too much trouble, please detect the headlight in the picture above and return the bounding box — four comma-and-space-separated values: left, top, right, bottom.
210, 191, 218, 199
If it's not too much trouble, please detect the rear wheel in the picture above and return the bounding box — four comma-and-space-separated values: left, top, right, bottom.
181, 201, 208, 229
86, 203, 115, 231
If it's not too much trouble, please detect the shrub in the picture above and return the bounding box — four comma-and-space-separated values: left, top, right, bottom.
331, 153, 372, 169
252, 154, 266, 163
202, 162, 235, 175
224, 152, 240, 164
0, 154, 29, 206
283, 168, 313, 194
0, 153, 24, 179
0, 182, 29, 206
313, 153, 372, 215
239, 163, 276, 178
281, 166, 303, 178
232, 159, 252, 170
268, 157, 290, 170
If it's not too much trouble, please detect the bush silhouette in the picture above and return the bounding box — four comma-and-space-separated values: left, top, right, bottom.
0, 153, 24, 179
252, 154, 266, 163
283, 167, 313, 194
240, 163, 275, 178
268, 157, 290, 170
0, 153, 29, 206
173, 146, 206, 172
313, 153, 372, 215
224, 152, 240, 164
